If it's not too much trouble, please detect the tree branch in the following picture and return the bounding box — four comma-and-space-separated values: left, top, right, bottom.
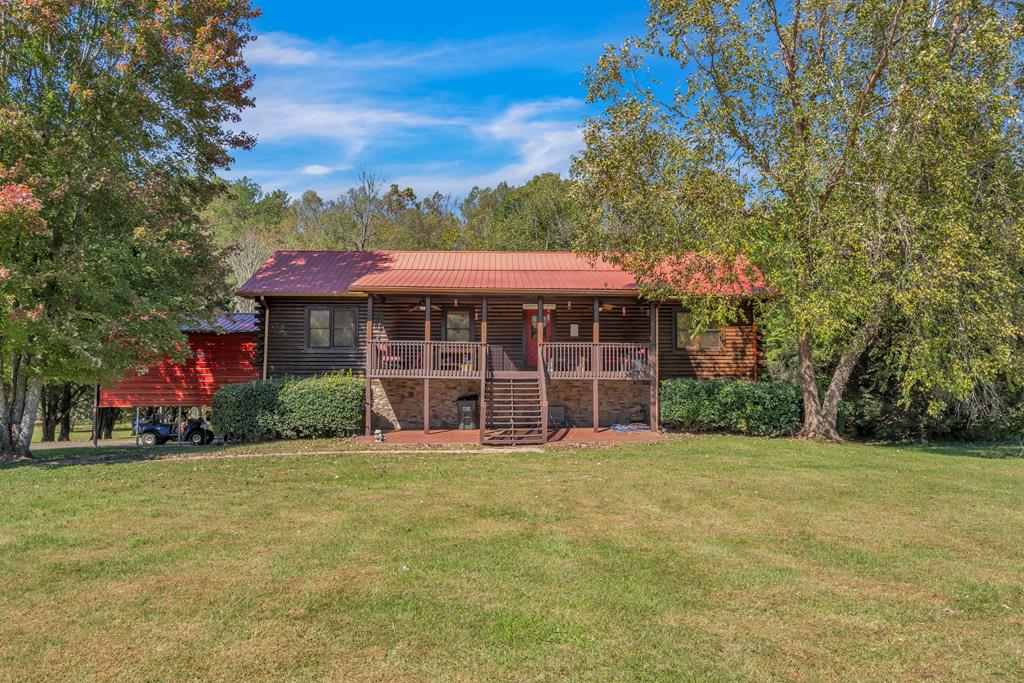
819, 0, 908, 206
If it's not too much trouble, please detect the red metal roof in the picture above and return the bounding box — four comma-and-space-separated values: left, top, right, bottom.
238, 250, 767, 297
99, 331, 258, 408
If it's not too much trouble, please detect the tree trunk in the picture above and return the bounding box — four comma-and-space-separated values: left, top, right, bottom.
0, 363, 10, 460
100, 407, 119, 440
796, 335, 842, 441
58, 384, 73, 441
40, 384, 58, 442
41, 416, 56, 441
9, 354, 25, 425
797, 319, 882, 442
12, 377, 43, 456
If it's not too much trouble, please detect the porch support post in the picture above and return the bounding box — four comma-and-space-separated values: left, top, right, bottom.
423, 295, 431, 435
538, 295, 547, 443
365, 294, 374, 436
92, 384, 99, 447
479, 297, 488, 445
260, 296, 270, 380
592, 298, 600, 432
752, 307, 760, 382
650, 302, 659, 432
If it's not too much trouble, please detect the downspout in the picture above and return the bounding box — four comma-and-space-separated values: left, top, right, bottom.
261, 296, 270, 380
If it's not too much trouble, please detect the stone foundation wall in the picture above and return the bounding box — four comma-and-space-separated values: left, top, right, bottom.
371, 378, 480, 430
372, 377, 652, 431
546, 380, 652, 428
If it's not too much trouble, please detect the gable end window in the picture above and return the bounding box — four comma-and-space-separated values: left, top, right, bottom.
308, 307, 357, 349
444, 309, 473, 342
674, 312, 721, 351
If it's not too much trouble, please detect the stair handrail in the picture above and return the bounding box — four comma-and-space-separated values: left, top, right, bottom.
538, 342, 549, 443
478, 342, 487, 444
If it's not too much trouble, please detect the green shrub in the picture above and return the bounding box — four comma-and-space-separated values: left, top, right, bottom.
660, 378, 801, 436
274, 372, 365, 438
212, 372, 365, 442
211, 379, 283, 442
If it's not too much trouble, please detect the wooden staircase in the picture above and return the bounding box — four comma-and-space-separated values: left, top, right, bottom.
482, 377, 545, 445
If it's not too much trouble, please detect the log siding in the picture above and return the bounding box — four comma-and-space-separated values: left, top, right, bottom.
258, 295, 759, 381
256, 296, 369, 377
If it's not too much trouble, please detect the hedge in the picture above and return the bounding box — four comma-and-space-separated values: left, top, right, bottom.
659, 378, 801, 436
212, 373, 365, 442
211, 379, 283, 442
273, 372, 365, 439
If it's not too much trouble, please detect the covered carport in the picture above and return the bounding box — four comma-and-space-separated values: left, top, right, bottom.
96, 313, 258, 445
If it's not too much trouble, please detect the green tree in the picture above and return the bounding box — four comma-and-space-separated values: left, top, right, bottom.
287, 190, 346, 250
573, 0, 1024, 440
490, 173, 580, 250
203, 177, 289, 311
459, 174, 581, 251
204, 177, 290, 249
384, 185, 461, 250
0, 0, 258, 457
460, 182, 512, 249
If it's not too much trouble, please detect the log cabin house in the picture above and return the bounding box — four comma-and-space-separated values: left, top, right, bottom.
239, 251, 766, 445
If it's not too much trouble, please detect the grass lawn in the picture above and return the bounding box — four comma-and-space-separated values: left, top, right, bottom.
31, 422, 134, 445
1, 436, 1021, 681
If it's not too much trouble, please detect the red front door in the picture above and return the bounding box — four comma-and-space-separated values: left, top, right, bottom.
524, 309, 553, 368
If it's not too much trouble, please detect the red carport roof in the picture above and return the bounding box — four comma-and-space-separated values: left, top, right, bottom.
238, 250, 767, 297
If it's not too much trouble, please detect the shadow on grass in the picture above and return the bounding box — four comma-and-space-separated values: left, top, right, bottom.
875, 439, 1023, 460
1, 443, 234, 470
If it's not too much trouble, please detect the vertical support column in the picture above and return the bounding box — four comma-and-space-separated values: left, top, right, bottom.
592, 298, 600, 432
537, 295, 547, 443
479, 297, 488, 444
365, 294, 374, 436
92, 384, 99, 447
260, 296, 270, 380
135, 406, 140, 446
423, 295, 431, 435
650, 302, 660, 432
752, 309, 761, 382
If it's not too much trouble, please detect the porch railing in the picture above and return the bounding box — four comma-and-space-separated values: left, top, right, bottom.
369, 340, 654, 380
368, 340, 483, 379
544, 342, 654, 380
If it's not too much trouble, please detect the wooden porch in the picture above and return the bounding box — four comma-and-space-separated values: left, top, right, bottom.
367, 340, 655, 381
363, 294, 660, 446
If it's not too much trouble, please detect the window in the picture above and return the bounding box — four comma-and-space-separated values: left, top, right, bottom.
308, 307, 357, 349
675, 312, 721, 351
445, 309, 472, 342
332, 308, 357, 348
308, 309, 331, 348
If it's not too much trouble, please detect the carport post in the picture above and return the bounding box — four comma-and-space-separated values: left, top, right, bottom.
135, 407, 140, 446
177, 407, 182, 445
92, 384, 99, 447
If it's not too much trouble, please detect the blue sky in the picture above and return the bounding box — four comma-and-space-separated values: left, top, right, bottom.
228, 0, 648, 199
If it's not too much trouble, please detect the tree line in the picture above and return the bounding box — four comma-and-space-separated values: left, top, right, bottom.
204, 170, 581, 312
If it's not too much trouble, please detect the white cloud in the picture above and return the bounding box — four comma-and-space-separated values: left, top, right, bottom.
299, 164, 348, 176
389, 99, 584, 194
235, 30, 602, 197
241, 98, 463, 157
246, 32, 324, 66
248, 31, 598, 76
